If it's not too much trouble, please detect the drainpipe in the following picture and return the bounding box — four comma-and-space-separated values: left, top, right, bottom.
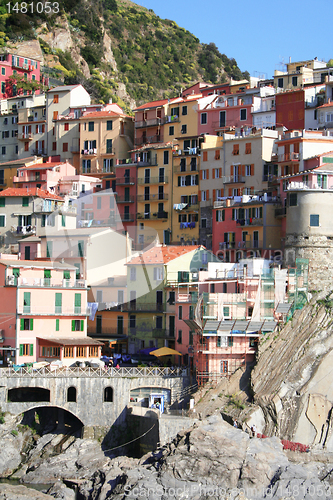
15, 275, 19, 364
171, 146, 174, 244
223, 133, 226, 197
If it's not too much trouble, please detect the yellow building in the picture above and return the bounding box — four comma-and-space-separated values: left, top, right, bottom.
79, 106, 134, 178
0, 156, 44, 190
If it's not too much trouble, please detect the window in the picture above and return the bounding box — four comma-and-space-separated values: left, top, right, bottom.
53, 94, 59, 103
1, 147, 5, 155
215, 150, 220, 160
106, 139, 112, 154
163, 150, 169, 165
89, 346, 99, 357
169, 126, 174, 136
130, 268, 136, 281
201, 218, 207, 228
1, 82, 5, 94
82, 159, 91, 173
182, 105, 187, 116
289, 193, 298, 206
214, 168, 220, 179
0, 197, 5, 207
88, 121, 94, 132
292, 76, 298, 87
63, 142, 68, 152
153, 267, 163, 280
78, 240, 84, 257
201, 190, 207, 201
217, 336, 227, 348
310, 214, 319, 227
245, 165, 251, 176
23, 292, 31, 313
177, 330, 182, 344
181, 124, 187, 134
64, 347, 74, 358
74, 294, 81, 314
96, 290, 103, 302
216, 209, 225, 222
1, 68, 5, 75
0, 215, 5, 227
72, 319, 84, 331
278, 78, 284, 88
240, 109, 247, 121
107, 120, 113, 130
67, 387, 76, 402
19, 343, 33, 356
245, 143, 251, 154
178, 305, 182, 320
201, 113, 207, 124
20, 318, 33, 331
104, 387, 113, 402
22, 196, 29, 207
233, 144, 239, 155
52, 142, 56, 151
46, 241, 53, 258
129, 315, 136, 328
64, 122, 69, 131
55, 293, 62, 314
56, 319, 60, 331
156, 316, 163, 329
77, 346, 86, 357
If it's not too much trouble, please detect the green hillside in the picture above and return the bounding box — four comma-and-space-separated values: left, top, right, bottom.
0, 0, 249, 107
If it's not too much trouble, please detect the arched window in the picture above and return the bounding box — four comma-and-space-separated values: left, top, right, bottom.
67, 386, 77, 402
104, 386, 113, 402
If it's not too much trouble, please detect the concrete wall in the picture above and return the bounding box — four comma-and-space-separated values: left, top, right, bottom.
0, 373, 191, 436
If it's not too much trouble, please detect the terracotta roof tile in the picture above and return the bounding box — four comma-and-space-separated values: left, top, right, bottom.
0, 187, 63, 200
80, 110, 130, 119
127, 245, 201, 265
134, 98, 179, 111
18, 162, 67, 171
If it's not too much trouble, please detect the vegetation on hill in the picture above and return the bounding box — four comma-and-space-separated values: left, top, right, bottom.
0, 0, 249, 106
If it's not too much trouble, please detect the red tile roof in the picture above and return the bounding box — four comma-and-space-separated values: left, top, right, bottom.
17, 162, 66, 171
127, 245, 201, 265
80, 110, 130, 119
317, 102, 333, 109
0, 187, 63, 200
134, 98, 179, 111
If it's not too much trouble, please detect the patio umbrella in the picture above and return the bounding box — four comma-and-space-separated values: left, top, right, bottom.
150, 347, 182, 357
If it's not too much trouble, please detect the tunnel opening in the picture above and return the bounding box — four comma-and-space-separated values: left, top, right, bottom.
20, 406, 84, 438
8, 387, 50, 403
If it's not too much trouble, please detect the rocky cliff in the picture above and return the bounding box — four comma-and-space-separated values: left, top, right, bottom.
250, 290, 333, 450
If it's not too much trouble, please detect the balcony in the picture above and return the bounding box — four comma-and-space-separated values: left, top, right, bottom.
116, 177, 135, 185
119, 213, 135, 222
236, 218, 263, 227
275, 207, 286, 217
278, 152, 300, 162
137, 194, 168, 201
152, 329, 176, 339
173, 147, 200, 156
122, 302, 165, 312
10, 225, 36, 236
116, 195, 134, 203
18, 133, 33, 141
134, 135, 162, 146
284, 180, 330, 191
174, 165, 198, 173
17, 305, 91, 316
137, 176, 168, 185
135, 118, 162, 129
31, 148, 47, 156
219, 240, 264, 250
224, 175, 245, 184
12, 61, 33, 71
102, 148, 115, 155
81, 148, 97, 156
136, 211, 168, 220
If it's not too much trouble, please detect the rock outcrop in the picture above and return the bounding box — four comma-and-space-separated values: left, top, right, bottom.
251, 290, 333, 449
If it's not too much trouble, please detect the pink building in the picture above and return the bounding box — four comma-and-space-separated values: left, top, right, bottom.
0, 52, 42, 98
13, 160, 76, 192
0, 259, 101, 366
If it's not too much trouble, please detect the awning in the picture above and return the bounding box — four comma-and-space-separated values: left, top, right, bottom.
37, 337, 103, 346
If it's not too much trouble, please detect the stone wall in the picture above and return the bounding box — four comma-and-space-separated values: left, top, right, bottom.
285, 234, 333, 290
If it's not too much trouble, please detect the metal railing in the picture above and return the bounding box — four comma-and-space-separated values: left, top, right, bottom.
278, 152, 300, 162
137, 194, 168, 201
136, 211, 168, 220
236, 218, 263, 226
16, 306, 90, 315
0, 366, 189, 378
122, 302, 165, 312
116, 177, 135, 185
116, 195, 134, 203
137, 176, 168, 185
6, 277, 86, 288
135, 118, 162, 128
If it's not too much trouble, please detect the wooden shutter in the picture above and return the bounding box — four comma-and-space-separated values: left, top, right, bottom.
42, 124, 45, 133
56, 319, 59, 331
198, 191, 201, 202
230, 165, 233, 176
219, 168, 222, 178
20, 318, 24, 330
200, 170, 203, 180
206, 190, 209, 200
241, 165, 245, 177
213, 189, 216, 201
259, 207, 263, 218
212, 169, 215, 179
251, 164, 254, 176
80, 320, 84, 331
222, 209, 225, 221
29, 343, 33, 356
75, 294, 81, 307
35, 125, 38, 133
72, 320, 75, 331
19, 344, 23, 356
30, 318, 33, 330
203, 151, 207, 161
228, 188, 232, 196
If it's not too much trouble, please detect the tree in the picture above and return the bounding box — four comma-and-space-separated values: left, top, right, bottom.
7, 74, 45, 96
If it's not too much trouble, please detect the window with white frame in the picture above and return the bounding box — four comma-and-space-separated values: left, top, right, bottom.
201, 190, 207, 201
96, 290, 103, 302
153, 267, 163, 280
202, 170, 207, 180
191, 175, 197, 186
130, 268, 136, 281
214, 168, 220, 178
180, 176, 186, 186
216, 189, 222, 200
245, 165, 251, 176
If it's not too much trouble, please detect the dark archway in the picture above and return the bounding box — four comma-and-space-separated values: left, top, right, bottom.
8, 387, 50, 402
104, 386, 113, 402
20, 406, 84, 438
67, 386, 77, 402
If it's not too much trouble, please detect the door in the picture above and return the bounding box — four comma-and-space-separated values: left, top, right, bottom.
169, 316, 175, 338
156, 290, 163, 311
253, 231, 259, 248
219, 110, 226, 127
117, 316, 123, 335
164, 230, 170, 245
24, 246, 30, 260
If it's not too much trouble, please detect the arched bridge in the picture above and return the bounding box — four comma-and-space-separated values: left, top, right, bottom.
0, 366, 191, 435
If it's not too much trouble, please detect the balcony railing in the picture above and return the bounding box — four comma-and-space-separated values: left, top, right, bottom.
116, 177, 135, 185
137, 176, 168, 185
81, 148, 97, 155
137, 194, 168, 201
17, 305, 91, 316
119, 213, 135, 222
31, 148, 47, 156
103, 148, 115, 155
136, 211, 168, 220
219, 240, 264, 250
224, 175, 245, 184
18, 133, 33, 141
173, 147, 200, 156
174, 165, 198, 173
116, 196, 134, 203
134, 135, 162, 146
278, 152, 300, 162
6, 276, 87, 288
12, 61, 33, 71
122, 302, 165, 312
10, 225, 36, 236
88, 326, 128, 336
275, 207, 286, 217
284, 180, 330, 191
135, 118, 162, 129
236, 218, 263, 227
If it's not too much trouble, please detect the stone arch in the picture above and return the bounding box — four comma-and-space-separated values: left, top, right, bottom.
104, 386, 113, 402
67, 386, 77, 403
19, 405, 84, 436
